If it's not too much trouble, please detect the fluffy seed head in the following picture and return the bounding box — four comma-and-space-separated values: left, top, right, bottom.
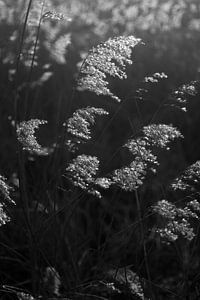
78, 35, 142, 102
17, 119, 49, 156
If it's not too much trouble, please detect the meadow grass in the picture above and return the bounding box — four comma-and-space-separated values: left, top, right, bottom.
0, 1, 200, 299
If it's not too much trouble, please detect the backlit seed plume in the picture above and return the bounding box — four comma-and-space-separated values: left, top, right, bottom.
77, 36, 142, 102
0, 174, 13, 204
112, 138, 158, 191
0, 203, 10, 227
108, 268, 144, 300
135, 72, 167, 101
153, 199, 200, 242
111, 124, 182, 191
171, 160, 200, 191
188, 199, 200, 211
0, 174, 14, 227
66, 154, 101, 197
144, 72, 168, 83
17, 119, 49, 155
112, 160, 148, 191
43, 267, 61, 296
94, 177, 112, 189
143, 124, 183, 148
170, 80, 199, 112
66, 107, 109, 151
125, 138, 158, 164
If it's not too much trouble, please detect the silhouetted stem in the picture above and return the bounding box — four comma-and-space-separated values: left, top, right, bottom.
135, 189, 154, 299
14, 0, 33, 123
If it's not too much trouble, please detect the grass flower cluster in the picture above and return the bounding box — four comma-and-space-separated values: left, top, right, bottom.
17, 119, 49, 155
170, 81, 199, 112
65, 154, 101, 197
171, 160, 200, 191
153, 199, 200, 242
144, 72, 168, 83
66, 106, 109, 151
78, 36, 142, 102
0, 203, 10, 227
111, 124, 182, 191
0, 175, 14, 227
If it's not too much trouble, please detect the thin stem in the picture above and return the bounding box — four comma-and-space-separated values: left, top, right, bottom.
134, 189, 154, 299
49, 50, 91, 190
14, 0, 33, 123
15, 0, 33, 74
14, 1, 44, 293
24, 0, 46, 118
18, 144, 38, 295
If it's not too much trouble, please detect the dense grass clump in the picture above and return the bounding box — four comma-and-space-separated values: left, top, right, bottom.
1, 1, 200, 299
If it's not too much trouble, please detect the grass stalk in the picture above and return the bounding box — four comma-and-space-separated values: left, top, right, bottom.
135, 189, 154, 299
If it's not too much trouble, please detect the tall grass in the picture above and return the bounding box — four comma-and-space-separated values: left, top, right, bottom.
0, 1, 200, 299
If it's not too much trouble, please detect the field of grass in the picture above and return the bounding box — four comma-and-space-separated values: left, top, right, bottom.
1, 1, 200, 299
